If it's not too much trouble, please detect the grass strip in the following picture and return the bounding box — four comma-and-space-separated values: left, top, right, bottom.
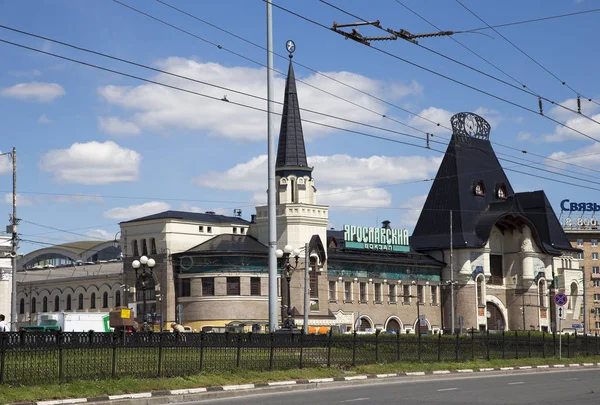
2, 356, 599, 405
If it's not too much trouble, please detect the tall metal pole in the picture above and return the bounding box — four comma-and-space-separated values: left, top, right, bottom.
266, 0, 278, 333
450, 210, 455, 335
522, 292, 526, 330
303, 242, 309, 334
10, 147, 17, 332
583, 271, 587, 334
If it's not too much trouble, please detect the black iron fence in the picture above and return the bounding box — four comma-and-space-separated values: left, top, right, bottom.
1, 330, 599, 386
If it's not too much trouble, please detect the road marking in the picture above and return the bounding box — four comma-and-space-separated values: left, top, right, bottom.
340, 398, 370, 402
508, 382, 525, 385
565, 378, 578, 381
437, 388, 458, 392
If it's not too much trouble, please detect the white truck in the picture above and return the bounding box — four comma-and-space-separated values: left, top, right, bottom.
22, 312, 111, 332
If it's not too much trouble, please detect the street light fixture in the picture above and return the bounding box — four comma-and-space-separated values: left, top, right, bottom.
276, 245, 301, 330
132, 255, 155, 328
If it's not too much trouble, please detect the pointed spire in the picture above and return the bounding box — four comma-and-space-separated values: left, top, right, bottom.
275, 58, 312, 178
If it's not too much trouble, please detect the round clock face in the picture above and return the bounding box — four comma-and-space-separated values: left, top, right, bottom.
464, 114, 478, 136
286, 40, 296, 54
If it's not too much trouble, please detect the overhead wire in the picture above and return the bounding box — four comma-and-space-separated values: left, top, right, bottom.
321, 0, 600, 131
456, 0, 600, 108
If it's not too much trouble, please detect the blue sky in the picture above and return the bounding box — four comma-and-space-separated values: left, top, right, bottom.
1, 0, 599, 253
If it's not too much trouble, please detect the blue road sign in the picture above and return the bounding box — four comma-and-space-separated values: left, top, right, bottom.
555, 293, 568, 306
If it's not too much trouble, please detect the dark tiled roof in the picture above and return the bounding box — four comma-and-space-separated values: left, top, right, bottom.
275, 59, 312, 178
182, 234, 268, 255
121, 210, 249, 225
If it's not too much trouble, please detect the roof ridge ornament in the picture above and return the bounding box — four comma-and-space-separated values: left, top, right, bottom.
450, 112, 491, 142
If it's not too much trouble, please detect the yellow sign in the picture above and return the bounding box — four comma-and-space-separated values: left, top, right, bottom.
120, 308, 131, 319
308, 326, 330, 335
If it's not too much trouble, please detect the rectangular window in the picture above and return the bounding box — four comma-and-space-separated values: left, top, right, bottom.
150, 238, 157, 255
202, 278, 215, 296
374, 283, 382, 303
359, 282, 367, 302
199, 226, 204, 232
417, 285, 424, 304
593, 239, 598, 247
227, 277, 240, 295
132, 240, 139, 256
207, 226, 212, 233
240, 228, 245, 234
593, 252, 599, 260
596, 322, 600, 329
328, 281, 336, 301
233, 227, 237, 234
578, 252, 585, 260
594, 280, 600, 287
594, 267, 600, 274
310, 268, 319, 298
389, 284, 397, 303
595, 294, 600, 301
344, 281, 352, 302
431, 285, 438, 305
180, 279, 191, 297
250, 277, 261, 296
403, 285, 410, 304
142, 239, 148, 256
577, 239, 584, 247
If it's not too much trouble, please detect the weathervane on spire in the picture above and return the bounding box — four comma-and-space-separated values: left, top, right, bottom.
286, 39, 296, 59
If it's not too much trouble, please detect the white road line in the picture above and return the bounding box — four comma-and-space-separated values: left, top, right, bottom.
437, 388, 458, 392
565, 377, 579, 381
340, 398, 370, 402
508, 382, 525, 385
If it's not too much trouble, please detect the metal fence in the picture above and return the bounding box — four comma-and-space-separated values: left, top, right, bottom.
1, 330, 599, 386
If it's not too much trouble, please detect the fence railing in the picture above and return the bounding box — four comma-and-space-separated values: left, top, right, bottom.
0, 330, 598, 386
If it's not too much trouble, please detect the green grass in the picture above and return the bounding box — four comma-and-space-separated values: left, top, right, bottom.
2, 355, 600, 405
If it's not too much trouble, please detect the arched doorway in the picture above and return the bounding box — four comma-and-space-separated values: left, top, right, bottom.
486, 302, 505, 331
385, 318, 401, 333
358, 317, 373, 332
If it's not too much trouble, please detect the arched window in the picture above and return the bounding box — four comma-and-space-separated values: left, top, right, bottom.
31, 297, 36, 313
569, 282, 578, 310
102, 292, 109, 308
538, 280, 546, 308
142, 239, 148, 256
136, 276, 156, 302
474, 181, 485, 196
90, 293, 96, 309
150, 238, 157, 255
19, 298, 25, 314
358, 317, 372, 332
477, 275, 485, 306
42, 296, 48, 312
66, 294, 72, 311
132, 240, 139, 256
54, 296, 60, 312
78, 293, 84, 310
115, 290, 121, 307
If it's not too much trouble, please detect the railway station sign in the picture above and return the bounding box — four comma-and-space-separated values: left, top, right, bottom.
343, 224, 409, 252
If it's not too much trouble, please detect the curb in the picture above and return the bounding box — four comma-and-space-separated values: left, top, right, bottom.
18, 362, 600, 405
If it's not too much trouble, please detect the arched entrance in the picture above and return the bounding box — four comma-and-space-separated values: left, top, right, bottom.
385, 318, 401, 333
358, 316, 373, 332
486, 302, 505, 331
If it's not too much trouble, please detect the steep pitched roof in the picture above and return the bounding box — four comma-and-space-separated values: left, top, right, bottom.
183, 234, 268, 255
121, 210, 249, 225
275, 59, 312, 178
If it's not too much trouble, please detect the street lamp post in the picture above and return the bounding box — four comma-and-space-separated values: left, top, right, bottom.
132, 255, 155, 328
276, 245, 301, 330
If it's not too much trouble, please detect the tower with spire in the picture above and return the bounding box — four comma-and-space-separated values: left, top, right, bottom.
250, 51, 328, 258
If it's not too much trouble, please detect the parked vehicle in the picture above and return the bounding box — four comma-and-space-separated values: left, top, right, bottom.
21, 312, 111, 332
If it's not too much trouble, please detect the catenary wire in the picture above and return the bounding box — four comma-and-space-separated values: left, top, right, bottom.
457, 0, 600, 108
19, 219, 107, 241
271, 1, 600, 143
322, 0, 600, 129
2, 37, 599, 202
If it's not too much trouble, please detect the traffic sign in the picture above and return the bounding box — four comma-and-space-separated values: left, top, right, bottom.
554, 293, 568, 306
557, 305, 566, 320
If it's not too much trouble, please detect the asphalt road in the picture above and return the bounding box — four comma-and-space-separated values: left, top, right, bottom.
190, 368, 600, 405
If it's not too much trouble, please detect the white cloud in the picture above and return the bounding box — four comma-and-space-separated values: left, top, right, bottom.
98, 57, 420, 141
0, 153, 11, 175
398, 194, 428, 228
38, 114, 51, 124
3, 193, 33, 206
85, 229, 113, 240
1, 82, 65, 102
193, 154, 441, 192
546, 142, 600, 169
516, 131, 531, 141
103, 201, 171, 220
318, 187, 392, 209
407, 107, 454, 135
473, 107, 502, 129
540, 113, 600, 142
98, 117, 141, 136
548, 97, 599, 121
39, 141, 141, 184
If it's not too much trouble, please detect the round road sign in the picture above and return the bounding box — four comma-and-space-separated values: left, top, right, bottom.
554, 293, 568, 306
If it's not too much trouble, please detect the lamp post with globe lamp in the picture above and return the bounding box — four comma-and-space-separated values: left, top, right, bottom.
276, 245, 301, 331
132, 255, 155, 328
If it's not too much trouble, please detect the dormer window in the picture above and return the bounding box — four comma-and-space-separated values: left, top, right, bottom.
496, 183, 507, 200
473, 181, 485, 197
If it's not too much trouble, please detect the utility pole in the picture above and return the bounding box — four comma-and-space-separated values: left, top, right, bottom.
3, 147, 17, 332
522, 292, 526, 330
266, 0, 278, 333
450, 210, 455, 335
303, 242, 309, 334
